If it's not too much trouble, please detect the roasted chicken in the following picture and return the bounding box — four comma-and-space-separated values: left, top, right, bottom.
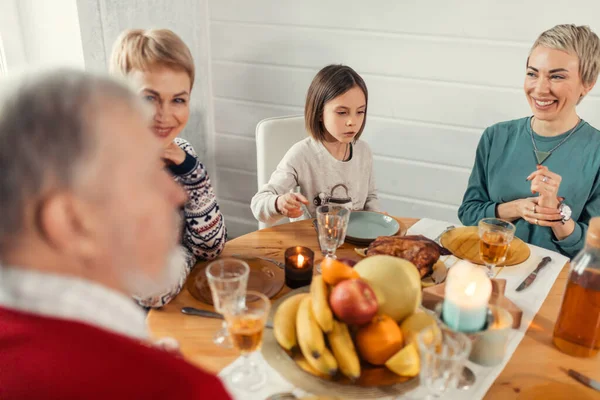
366, 235, 450, 278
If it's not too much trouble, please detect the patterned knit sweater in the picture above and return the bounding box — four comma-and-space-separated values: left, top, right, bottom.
136, 138, 226, 308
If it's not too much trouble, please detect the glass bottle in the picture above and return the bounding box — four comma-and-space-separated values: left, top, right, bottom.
552, 217, 600, 357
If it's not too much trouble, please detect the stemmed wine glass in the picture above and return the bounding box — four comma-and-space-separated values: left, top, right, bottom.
478, 218, 516, 277
206, 258, 249, 348
223, 291, 271, 391
315, 204, 350, 273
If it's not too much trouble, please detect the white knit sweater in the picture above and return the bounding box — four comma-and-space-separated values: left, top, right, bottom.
251, 137, 380, 225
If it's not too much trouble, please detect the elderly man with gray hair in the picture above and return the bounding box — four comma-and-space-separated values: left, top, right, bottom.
0, 70, 231, 399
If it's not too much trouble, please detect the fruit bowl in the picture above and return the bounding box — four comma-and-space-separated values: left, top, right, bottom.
262, 287, 419, 399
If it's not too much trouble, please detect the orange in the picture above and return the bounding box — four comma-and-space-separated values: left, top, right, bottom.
320, 258, 359, 285
355, 314, 404, 365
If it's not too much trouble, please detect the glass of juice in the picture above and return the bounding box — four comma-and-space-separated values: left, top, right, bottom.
478, 218, 516, 277
223, 291, 271, 391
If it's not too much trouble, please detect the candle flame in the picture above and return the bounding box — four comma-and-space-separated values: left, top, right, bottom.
298, 254, 305, 268
465, 282, 476, 296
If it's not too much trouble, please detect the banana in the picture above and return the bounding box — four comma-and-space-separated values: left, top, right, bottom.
273, 294, 308, 350
302, 346, 338, 377
296, 297, 325, 359
327, 320, 361, 380
310, 275, 334, 333
294, 354, 331, 380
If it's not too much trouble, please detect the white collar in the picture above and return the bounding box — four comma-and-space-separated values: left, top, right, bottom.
0, 266, 148, 340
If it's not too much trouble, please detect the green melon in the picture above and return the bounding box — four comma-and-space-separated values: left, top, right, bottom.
354, 255, 422, 322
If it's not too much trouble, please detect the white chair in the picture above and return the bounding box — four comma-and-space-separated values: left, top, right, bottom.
255, 115, 307, 229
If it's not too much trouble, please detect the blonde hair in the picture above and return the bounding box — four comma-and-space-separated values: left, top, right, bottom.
530, 24, 600, 87
109, 29, 195, 89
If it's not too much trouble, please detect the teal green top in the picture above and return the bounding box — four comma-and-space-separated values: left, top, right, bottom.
458, 117, 600, 258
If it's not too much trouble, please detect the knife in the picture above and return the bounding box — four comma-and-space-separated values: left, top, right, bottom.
568, 369, 600, 392
181, 307, 274, 329
515, 256, 552, 292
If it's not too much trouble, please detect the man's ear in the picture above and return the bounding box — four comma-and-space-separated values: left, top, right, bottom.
37, 192, 98, 259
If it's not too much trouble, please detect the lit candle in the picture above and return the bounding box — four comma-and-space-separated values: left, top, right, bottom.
442, 261, 492, 333
298, 254, 305, 268
284, 247, 314, 289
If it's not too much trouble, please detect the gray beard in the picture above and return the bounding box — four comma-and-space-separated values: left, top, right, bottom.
125, 245, 187, 300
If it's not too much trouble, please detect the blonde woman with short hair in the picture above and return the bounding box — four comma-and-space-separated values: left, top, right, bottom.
459, 24, 600, 257
110, 29, 226, 307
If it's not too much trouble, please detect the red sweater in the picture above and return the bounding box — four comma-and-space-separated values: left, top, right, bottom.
0, 307, 232, 399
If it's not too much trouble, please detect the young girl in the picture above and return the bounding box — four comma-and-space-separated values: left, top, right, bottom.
251, 64, 380, 224
110, 29, 226, 307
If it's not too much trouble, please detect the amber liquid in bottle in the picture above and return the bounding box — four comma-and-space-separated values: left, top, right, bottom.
553, 269, 600, 357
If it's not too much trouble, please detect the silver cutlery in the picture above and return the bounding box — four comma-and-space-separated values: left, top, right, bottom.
181, 307, 274, 329
458, 366, 476, 390
515, 256, 552, 292
265, 393, 297, 400
231, 254, 285, 269
567, 369, 600, 392
434, 225, 455, 245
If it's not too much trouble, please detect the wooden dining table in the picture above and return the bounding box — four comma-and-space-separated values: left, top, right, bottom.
147, 218, 600, 399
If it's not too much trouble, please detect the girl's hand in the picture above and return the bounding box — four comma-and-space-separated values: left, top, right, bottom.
162, 141, 187, 166
276, 193, 309, 218
526, 165, 562, 208
520, 197, 563, 227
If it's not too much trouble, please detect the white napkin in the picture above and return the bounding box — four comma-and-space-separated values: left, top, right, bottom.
218, 351, 307, 400
407, 218, 569, 400
219, 218, 569, 400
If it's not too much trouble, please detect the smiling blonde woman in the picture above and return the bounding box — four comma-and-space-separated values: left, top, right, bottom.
110, 29, 226, 307
459, 24, 600, 257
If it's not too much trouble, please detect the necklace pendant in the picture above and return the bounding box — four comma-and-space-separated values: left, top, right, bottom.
535, 150, 551, 164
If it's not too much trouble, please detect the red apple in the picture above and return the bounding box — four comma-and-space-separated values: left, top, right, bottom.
337, 258, 357, 267
329, 279, 378, 325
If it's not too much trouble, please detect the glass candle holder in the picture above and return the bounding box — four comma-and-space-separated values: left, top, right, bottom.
284, 246, 314, 289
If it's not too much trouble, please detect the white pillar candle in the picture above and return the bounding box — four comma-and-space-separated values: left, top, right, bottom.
442, 261, 492, 332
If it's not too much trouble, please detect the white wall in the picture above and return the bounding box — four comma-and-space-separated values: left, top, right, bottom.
17, 0, 85, 68
0, 0, 26, 70
208, 0, 600, 237
0, 0, 85, 70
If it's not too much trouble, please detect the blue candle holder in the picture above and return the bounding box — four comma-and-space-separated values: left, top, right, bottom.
441, 301, 493, 332
442, 299, 491, 333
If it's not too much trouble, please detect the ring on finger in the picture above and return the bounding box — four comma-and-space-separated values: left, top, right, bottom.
535, 218, 539, 225
542, 176, 548, 183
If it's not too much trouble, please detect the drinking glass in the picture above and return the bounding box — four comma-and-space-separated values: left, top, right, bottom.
418, 325, 472, 398
315, 204, 350, 273
223, 291, 271, 391
478, 218, 516, 277
206, 258, 250, 348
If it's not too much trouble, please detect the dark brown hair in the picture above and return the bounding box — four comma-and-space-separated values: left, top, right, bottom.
305, 64, 368, 142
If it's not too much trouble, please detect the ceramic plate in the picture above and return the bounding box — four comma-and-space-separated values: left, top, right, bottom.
187, 258, 285, 305
345, 211, 401, 245
440, 226, 530, 267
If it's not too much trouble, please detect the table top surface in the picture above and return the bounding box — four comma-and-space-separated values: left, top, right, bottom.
148, 218, 600, 399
